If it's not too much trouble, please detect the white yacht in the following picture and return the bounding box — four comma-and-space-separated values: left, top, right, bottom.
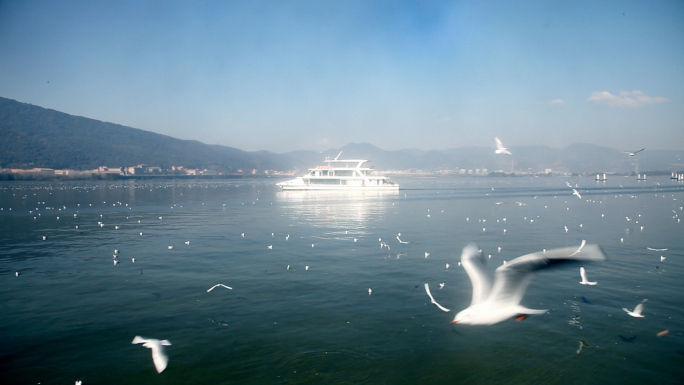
276, 152, 399, 190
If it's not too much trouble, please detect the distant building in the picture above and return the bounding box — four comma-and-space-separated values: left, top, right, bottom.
126, 164, 146, 175
11, 168, 55, 175
96, 166, 123, 175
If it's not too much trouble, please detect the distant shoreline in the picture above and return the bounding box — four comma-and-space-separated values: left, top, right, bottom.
1, 170, 678, 182
0, 173, 287, 182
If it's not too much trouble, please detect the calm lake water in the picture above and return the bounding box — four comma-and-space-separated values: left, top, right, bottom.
1, 176, 683, 384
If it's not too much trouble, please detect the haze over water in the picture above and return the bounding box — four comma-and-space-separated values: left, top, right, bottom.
1, 177, 683, 384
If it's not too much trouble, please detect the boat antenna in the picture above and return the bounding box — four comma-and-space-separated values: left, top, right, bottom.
334, 151, 342, 160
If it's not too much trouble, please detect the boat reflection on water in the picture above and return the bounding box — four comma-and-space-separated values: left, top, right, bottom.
276, 189, 399, 233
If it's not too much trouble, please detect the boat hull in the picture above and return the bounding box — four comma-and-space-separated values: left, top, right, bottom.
276, 177, 399, 191
279, 185, 400, 191
276, 154, 399, 191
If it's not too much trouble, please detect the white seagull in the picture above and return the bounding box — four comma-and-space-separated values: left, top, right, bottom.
396, 233, 409, 244
494, 137, 512, 156
424, 283, 451, 312
207, 284, 233, 292
132, 336, 172, 373
623, 299, 647, 318
450, 243, 606, 325
570, 240, 587, 256
579, 266, 597, 285
572, 189, 582, 199
622, 148, 645, 156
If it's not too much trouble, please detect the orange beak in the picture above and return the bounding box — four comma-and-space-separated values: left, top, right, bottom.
515, 315, 527, 322
449, 320, 458, 324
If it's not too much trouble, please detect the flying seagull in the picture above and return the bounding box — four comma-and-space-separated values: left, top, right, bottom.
579, 267, 597, 285
207, 284, 233, 292
494, 137, 512, 155
132, 336, 172, 373
622, 148, 645, 156
572, 189, 582, 199
623, 299, 647, 318
450, 243, 606, 325
424, 283, 451, 312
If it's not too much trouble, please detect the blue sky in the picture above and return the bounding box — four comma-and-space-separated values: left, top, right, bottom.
1, 0, 682, 152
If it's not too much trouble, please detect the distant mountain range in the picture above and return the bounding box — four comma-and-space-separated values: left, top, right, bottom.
0, 97, 288, 172
2, 96, 682, 175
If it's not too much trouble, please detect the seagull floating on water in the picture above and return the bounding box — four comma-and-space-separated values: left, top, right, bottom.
494, 137, 512, 155
396, 233, 409, 244
132, 336, 172, 373
623, 299, 647, 318
450, 243, 606, 325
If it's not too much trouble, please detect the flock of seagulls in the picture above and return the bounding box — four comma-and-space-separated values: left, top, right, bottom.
4, 170, 682, 381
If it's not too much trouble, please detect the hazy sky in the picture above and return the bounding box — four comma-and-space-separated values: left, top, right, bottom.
1, 0, 682, 153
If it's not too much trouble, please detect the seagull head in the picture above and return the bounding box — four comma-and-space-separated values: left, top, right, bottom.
450, 308, 474, 324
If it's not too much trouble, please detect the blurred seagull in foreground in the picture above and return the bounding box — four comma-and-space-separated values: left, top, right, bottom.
132, 336, 172, 373
623, 299, 647, 318
494, 137, 512, 155
450, 243, 606, 325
